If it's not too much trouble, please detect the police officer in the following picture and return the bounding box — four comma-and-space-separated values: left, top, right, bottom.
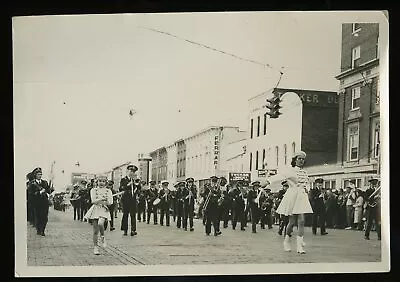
364, 177, 381, 240
183, 177, 197, 231
247, 180, 261, 233
159, 181, 172, 226
228, 180, 246, 231
29, 167, 53, 236
146, 180, 159, 225
120, 164, 140, 236
309, 178, 328, 235
203, 176, 222, 236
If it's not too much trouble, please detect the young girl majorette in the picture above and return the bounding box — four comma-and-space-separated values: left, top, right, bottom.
263, 151, 313, 254
83, 178, 113, 255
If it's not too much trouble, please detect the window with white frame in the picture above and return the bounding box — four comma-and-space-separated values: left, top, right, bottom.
376, 77, 380, 105
352, 46, 361, 68
351, 87, 361, 110
352, 23, 361, 33
348, 124, 359, 161
374, 120, 380, 158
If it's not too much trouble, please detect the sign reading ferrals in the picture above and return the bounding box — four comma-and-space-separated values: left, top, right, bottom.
214, 135, 219, 169
228, 172, 251, 183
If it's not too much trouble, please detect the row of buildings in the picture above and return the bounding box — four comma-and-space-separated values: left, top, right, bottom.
84, 23, 380, 195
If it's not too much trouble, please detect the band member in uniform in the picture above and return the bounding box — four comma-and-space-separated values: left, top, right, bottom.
309, 178, 328, 235
176, 181, 185, 229
137, 181, 147, 222
199, 183, 210, 225
183, 177, 197, 231
120, 165, 140, 236
106, 180, 116, 231
159, 181, 172, 226
203, 176, 223, 236
259, 187, 274, 229
79, 180, 90, 222
364, 177, 381, 240
146, 180, 159, 225
171, 182, 179, 222
70, 185, 81, 221
247, 180, 261, 233
228, 180, 246, 231
274, 151, 313, 254
29, 167, 54, 236
83, 177, 113, 255
219, 177, 230, 229
277, 181, 289, 236
26, 172, 35, 226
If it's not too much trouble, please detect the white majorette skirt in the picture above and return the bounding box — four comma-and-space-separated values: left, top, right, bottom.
276, 186, 314, 216
83, 204, 111, 221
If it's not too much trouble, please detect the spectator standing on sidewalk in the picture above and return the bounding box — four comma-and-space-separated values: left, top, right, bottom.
83, 177, 113, 255
345, 180, 357, 230
353, 189, 364, 231
336, 189, 346, 229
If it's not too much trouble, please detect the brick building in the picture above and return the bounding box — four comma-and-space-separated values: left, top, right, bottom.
247, 87, 338, 190
333, 23, 380, 188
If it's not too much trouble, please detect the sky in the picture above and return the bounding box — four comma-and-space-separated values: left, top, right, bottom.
13, 11, 387, 191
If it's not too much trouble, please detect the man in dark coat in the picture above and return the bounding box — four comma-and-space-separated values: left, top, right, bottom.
309, 178, 328, 235
183, 177, 197, 231
120, 165, 140, 236
203, 176, 222, 236
28, 167, 54, 236
145, 180, 159, 225
228, 180, 246, 231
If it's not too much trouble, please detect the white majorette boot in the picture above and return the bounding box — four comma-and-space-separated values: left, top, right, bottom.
283, 235, 291, 252
297, 236, 306, 254
93, 246, 100, 255
100, 236, 107, 248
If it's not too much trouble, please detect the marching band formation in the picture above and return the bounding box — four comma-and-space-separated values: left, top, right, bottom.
27, 152, 382, 256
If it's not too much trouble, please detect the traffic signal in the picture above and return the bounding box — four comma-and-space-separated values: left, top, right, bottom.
265, 95, 282, 118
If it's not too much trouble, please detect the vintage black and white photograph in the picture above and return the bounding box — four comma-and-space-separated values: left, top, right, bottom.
13, 11, 389, 276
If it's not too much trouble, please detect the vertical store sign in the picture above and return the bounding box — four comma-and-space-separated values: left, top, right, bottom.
214, 135, 219, 169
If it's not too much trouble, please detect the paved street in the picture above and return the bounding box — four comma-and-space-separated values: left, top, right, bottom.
27, 208, 381, 266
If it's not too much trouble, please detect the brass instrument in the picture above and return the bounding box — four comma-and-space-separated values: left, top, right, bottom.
367, 185, 381, 208
202, 189, 213, 213
255, 187, 264, 208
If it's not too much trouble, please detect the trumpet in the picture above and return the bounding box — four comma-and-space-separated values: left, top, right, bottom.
255, 188, 264, 208
202, 189, 212, 214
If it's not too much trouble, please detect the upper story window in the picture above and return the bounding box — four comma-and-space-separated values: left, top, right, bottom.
263, 114, 267, 135
348, 123, 359, 161
352, 46, 361, 68
351, 87, 361, 110
250, 119, 254, 139
352, 23, 362, 33
249, 152, 253, 171
257, 116, 260, 137
275, 146, 279, 167
292, 142, 296, 156
255, 151, 259, 170
284, 144, 287, 165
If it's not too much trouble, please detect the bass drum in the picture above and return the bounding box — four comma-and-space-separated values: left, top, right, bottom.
153, 198, 161, 206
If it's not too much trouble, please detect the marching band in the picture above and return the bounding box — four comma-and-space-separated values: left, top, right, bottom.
26, 152, 382, 256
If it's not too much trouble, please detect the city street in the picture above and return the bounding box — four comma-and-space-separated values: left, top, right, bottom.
27, 208, 381, 266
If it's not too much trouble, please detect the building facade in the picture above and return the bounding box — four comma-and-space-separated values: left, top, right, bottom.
165, 143, 178, 185
138, 153, 152, 185
111, 162, 131, 191
150, 147, 168, 184
176, 139, 186, 182
334, 23, 380, 188
247, 87, 339, 189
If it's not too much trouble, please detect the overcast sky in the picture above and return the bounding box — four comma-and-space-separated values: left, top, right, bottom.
13, 11, 387, 190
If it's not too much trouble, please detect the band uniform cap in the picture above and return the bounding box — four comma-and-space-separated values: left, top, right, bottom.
368, 176, 380, 182
161, 181, 169, 185
186, 177, 195, 182
314, 178, 324, 184
219, 176, 227, 182
210, 176, 219, 181
150, 180, 156, 185
178, 181, 186, 186
294, 151, 307, 158
251, 180, 261, 186
81, 180, 88, 184
32, 167, 42, 174
127, 165, 138, 172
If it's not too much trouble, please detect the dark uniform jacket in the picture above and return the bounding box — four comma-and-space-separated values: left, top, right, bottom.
308, 188, 325, 213
247, 189, 258, 209
28, 179, 52, 206
228, 187, 245, 207
119, 176, 140, 209
159, 189, 172, 206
